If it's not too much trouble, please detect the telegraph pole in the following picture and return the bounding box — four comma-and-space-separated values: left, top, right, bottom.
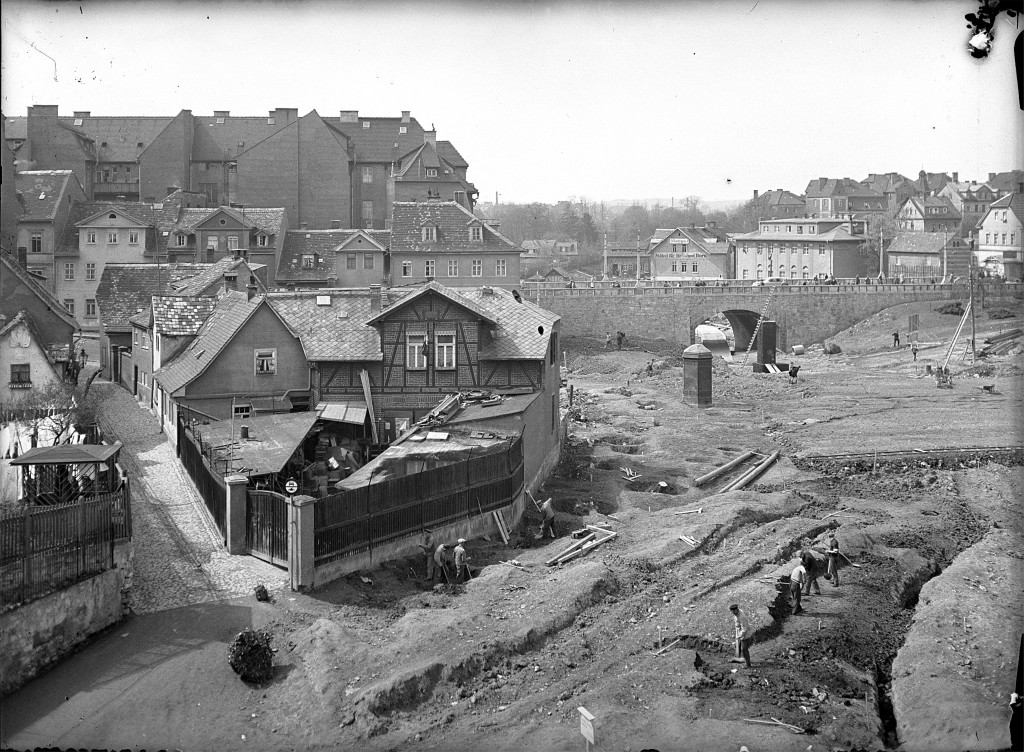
602, 232, 608, 280
969, 258, 977, 361
635, 231, 641, 283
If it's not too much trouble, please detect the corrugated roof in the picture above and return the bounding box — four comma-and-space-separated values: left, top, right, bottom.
15, 170, 77, 221
390, 201, 520, 254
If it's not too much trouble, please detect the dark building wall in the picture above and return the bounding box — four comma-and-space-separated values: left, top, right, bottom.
1, 129, 21, 253
235, 124, 299, 227
139, 110, 194, 202
27, 106, 94, 198
298, 114, 352, 230
353, 163, 387, 229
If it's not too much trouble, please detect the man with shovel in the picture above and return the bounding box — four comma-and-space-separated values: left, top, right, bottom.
729, 604, 752, 668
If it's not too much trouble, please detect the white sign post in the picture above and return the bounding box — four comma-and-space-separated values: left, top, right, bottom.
284, 479, 298, 496
578, 706, 596, 750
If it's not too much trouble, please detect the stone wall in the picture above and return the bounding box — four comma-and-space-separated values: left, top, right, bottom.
0, 541, 132, 696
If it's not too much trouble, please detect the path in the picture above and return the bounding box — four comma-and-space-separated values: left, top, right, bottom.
94, 381, 287, 614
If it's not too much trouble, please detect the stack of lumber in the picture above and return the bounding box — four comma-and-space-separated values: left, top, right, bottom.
981, 328, 1022, 356
545, 525, 617, 566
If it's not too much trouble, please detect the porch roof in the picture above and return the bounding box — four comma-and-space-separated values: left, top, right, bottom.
10, 442, 122, 466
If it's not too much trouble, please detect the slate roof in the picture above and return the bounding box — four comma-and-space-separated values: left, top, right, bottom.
154, 291, 270, 395
753, 189, 805, 207
191, 115, 293, 162
87, 117, 175, 162
172, 257, 266, 296
390, 201, 520, 254
15, 170, 77, 221
436, 141, 468, 169
981, 192, 1024, 226
887, 232, 965, 256
277, 229, 391, 283
805, 177, 883, 199
174, 207, 285, 235
152, 295, 218, 335
0, 250, 79, 332
861, 173, 914, 195
986, 170, 1024, 195
331, 116, 426, 162
468, 286, 560, 361
268, 290, 386, 362
95, 262, 211, 332
649, 227, 731, 255
902, 196, 961, 220
55, 197, 190, 257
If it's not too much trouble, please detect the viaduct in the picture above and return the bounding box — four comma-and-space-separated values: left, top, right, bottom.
527, 282, 1023, 351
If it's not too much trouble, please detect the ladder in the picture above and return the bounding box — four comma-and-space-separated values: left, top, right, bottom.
742, 285, 778, 365
940, 301, 972, 371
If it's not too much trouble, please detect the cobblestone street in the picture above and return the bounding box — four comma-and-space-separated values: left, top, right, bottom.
94, 381, 288, 614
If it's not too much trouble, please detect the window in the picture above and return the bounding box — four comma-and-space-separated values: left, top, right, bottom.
756, 266, 764, 279
233, 404, 252, 418
363, 254, 374, 270
1012, 234, 1015, 244
671, 261, 678, 273
142, 331, 150, 350
85, 299, 97, 317
206, 236, 219, 252
134, 330, 139, 345
406, 334, 427, 370
985, 233, 990, 244
10, 363, 31, 387
425, 259, 435, 277
64, 262, 75, 280
128, 230, 140, 245
495, 259, 507, 277
85, 263, 96, 281
402, 261, 412, 277
447, 259, 459, 276
426, 168, 438, 178
256, 234, 268, 247
471, 259, 482, 277
797, 226, 803, 234
756, 244, 763, 255
86, 231, 97, 244
30, 234, 42, 253
63, 298, 75, 315
362, 200, 374, 229
435, 333, 456, 369
803, 267, 810, 278
808, 226, 816, 234
362, 121, 370, 129
421, 226, 437, 242
550, 332, 559, 365
228, 236, 239, 251
399, 126, 407, 134
741, 269, 749, 279
176, 233, 188, 246
691, 262, 698, 272
1002, 234, 1007, 244
362, 167, 373, 183
818, 247, 826, 255
347, 254, 357, 270
470, 226, 483, 241
254, 349, 277, 374
302, 255, 315, 269
108, 231, 118, 244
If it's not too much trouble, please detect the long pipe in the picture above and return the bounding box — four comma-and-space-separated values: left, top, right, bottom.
719, 450, 781, 493
694, 450, 756, 487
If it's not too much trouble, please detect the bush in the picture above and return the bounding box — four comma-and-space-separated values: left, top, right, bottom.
824, 343, 842, 355
227, 628, 274, 683
937, 302, 965, 315
988, 307, 1017, 320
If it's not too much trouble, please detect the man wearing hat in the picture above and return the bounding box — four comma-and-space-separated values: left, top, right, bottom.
433, 542, 452, 583
454, 538, 472, 583
729, 604, 752, 668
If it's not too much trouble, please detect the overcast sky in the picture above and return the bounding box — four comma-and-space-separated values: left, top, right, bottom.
2, 0, 1021, 205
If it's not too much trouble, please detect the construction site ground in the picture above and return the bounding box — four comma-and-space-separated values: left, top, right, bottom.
7, 299, 1022, 752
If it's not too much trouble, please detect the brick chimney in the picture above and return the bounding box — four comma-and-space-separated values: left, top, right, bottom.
952, 171, 958, 183
989, 173, 996, 182
273, 108, 298, 124
73, 111, 90, 118
247, 276, 258, 301
753, 189, 759, 199
339, 110, 359, 123
330, 219, 341, 229
401, 110, 411, 123
223, 271, 239, 292
369, 284, 382, 313
423, 130, 436, 147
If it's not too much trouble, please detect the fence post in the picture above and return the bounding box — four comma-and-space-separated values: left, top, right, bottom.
78, 496, 85, 577
22, 507, 31, 604
224, 475, 249, 555
288, 495, 316, 591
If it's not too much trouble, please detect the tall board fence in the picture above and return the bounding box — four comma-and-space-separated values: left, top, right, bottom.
0, 486, 132, 609
176, 418, 227, 543
314, 437, 524, 567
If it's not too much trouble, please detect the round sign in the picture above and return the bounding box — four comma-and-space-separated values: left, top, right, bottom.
284, 479, 298, 495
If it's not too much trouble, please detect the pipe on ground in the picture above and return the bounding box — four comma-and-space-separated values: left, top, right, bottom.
694, 450, 756, 487
719, 450, 781, 493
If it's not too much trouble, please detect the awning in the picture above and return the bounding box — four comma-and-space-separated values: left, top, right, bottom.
317, 401, 368, 425
10, 442, 123, 466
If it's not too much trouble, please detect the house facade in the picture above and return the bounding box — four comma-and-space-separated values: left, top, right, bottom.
165, 206, 286, 280
937, 181, 998, 237
804, 177, 886, 219
886, 232, 970, 281
732, 218, 869, 281
974, 193, 1023, 281
389, 202, 522, 289
749, 189, 805, 221
276, 229, 389, 288
387, 130, 477, 223
15, 170, 87, 287
895, 196, 962, 233
0, 311, 66, 404
0, 250, 78, 365
647, 225, 733, 281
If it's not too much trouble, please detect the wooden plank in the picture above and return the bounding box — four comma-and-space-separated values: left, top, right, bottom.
492, 511, 509, 545
651, 638, 681, 656
545, 533, 595, 566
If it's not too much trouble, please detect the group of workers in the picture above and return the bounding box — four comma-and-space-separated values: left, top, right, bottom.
420, 535, 473, 584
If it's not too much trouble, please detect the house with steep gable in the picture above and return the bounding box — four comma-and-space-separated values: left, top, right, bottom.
0, 249, 78, 367
647, 225, 733, 281
0, 311, 67, 404
15, 170, 87, 285
389, 202, 521, 289
974, 192, 1023, 281
937, 180, 998, 236
804, 177, 886, 219
387, 132, 478, 224
749, 189, 806, 221
895, 196, 962, 233
165, 206, 286, 280
277, 228, 390, 289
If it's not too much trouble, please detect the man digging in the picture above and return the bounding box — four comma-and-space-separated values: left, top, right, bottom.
729, 604, 752, 668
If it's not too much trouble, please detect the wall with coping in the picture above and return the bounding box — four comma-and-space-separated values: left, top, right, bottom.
0, 541, 132, 696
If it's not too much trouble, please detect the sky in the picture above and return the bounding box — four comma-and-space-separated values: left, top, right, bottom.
2, 0, 1022, 205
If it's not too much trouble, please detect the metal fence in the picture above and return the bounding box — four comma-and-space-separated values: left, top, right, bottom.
314, 437, 524, 567
177, 419, 227, 543
0, 486, 132, 609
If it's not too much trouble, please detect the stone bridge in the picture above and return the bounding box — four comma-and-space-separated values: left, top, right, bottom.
527, 282, 1023, 352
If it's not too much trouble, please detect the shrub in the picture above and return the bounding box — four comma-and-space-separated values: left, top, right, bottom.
227, 628, 274, 683
988, 307, 1017, 320
937, 302, 965, 315
824, 343, 842, 355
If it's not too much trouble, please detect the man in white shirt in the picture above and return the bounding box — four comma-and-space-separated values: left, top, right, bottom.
791, 562, 807, 615
729, 604, 752, 667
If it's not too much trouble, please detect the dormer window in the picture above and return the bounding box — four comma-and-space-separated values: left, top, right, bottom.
470, 225, 483, 242
421, 226, 437, 242
176, 233, 188, 246
399, 126, 407, 134
301, 254, 315, 269
426, 168, 438, 178
256, 234, 268, 247
362, 121, 370, 129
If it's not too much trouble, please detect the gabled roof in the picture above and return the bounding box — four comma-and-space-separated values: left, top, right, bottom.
14, 170, 78, 222
979, 192, 1024, 227
900, 196, 961, 220
860, 173, 914, 195
649, 226, 731, 255
268, 290, 388, 362
887, 232, 966, 256
331, 115, 426, 162
86, 116, 175, 162
0, 250, 79, 332
152, 295, 218, 335
75, 205, 151, 228
365, 280, 497, 327
95, 262, 211, 332
436, 141, 468, 169
55, 197, 190, 257
468, 286, 560, 361
753, 189, 805, 207
390, 201, 520, 253
277, 228, 391, 283
986, 170, 1024, 194
173, 206, 285, 236
191, 114, 292, 162
805, 177, 883, 199
172, 257, 266, 296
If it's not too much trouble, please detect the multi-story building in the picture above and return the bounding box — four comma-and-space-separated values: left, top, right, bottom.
0, 249, 78, 366
732, 218, 869, 281
749, 189, 805, 221
974, 193, 1023, 281
389, 201, 521, 289
894, 196, 962, 233
276, 229, 390, 289
886, 232, 970, 281
14, 170, 87, 286
164, 206, 286, 274
647, 225, 733, 281
985, 170, 1024, 197
385, 125, 477, 224
936, 180, 998, 237
861, 173, 917, 211
804, 177, 886, 219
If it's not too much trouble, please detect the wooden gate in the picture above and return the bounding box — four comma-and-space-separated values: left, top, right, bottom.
246, 490, 289, 568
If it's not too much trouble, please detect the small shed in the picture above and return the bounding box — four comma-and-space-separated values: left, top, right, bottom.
10, 442, 124, 505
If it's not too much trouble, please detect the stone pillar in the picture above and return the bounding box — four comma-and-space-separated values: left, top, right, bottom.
288, 494, 316, 591
682, 343, 713, 407
224, 475, 248, 555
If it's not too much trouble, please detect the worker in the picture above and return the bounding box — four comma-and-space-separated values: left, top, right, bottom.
790, 560, 807, 615
418, 533, 435, 580
892, 330, 900, 348
729, 604, 752, 668
801, 548, 822, 596
826, 533, 841, 587
911, 343, 919, 361
540, 498, 557, 539
616, 331, 625, 350
454, 538, 471, 583
433, 543, 452, 584
604, 332, 613, 350
788, 364, 800, 385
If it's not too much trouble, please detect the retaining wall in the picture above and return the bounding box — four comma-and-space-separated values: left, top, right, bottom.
0, 541, 132, 696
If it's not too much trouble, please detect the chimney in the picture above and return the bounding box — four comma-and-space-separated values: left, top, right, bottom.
330, 219, 341, 229
339, 110, 359, 123
369, 284, 382, 313
952, 171, 958, 183
247, 278, 258, 301
989, 173, 996, 182
17, 246, 28, 269
223, 271, 239, 292
753, 189, 759, 199
401, 110, 411, 123
240, 425, 249, 440
707, 220, 717, 229
73, 111, 90, 118
274, 108, 298, 124
214, 110, 230, 118
423, 130, 436, 147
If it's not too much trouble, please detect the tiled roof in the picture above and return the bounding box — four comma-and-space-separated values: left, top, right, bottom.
331, 116, 426, 162
277, 229, 391, 283
0, 250, 79, 331
154, 291, 266, 394
95, 262, 211, 332
982, 192, 1024, 225
469, 286, 560, 361
903, 196, 961, 220
649, 227, 731, 255
887, 232, 965, 256
128, 307, 151, 329
436, 141, 468, 169
152, 295, 218, 335
173, 207, 285, 235
986, 170, 1024, 194
15, 170, 76, 221
86, 117, 175, 162
805, 177, 883, 199
172, 257, 266, 296
754, 189, 805, 207
55, 197, 190, 257
861, 173, 914, 194
390, 201, 520, 254
913, 172, 951, 194
366, 280, 496, 327
268, 290, 386, 362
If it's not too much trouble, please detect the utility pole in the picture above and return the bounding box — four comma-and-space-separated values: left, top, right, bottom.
635, 231, 641, 283
942, 230, 948, 280
878, 225, 884, 276
602, 232, 608, 280
495, 191, 499, 206
969, 258, 977, 360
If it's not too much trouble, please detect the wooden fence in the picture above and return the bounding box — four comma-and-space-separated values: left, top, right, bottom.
176, 418, 227, 543
314, 437, 524, 567
0, 486, 132, 609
